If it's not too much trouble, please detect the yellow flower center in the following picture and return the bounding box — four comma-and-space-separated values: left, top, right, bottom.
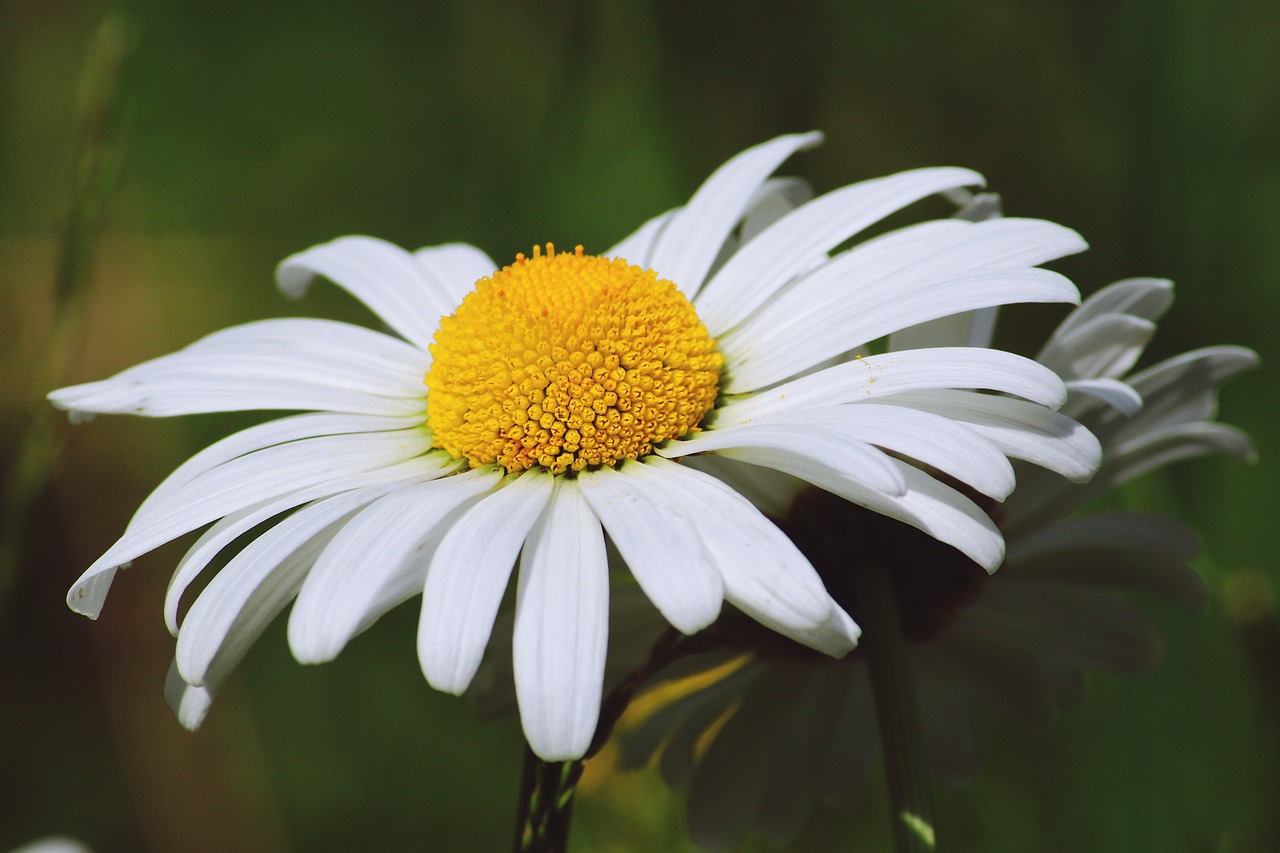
425, 244, 723, 475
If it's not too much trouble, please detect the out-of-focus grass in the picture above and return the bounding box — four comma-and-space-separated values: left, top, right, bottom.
3, 1, 1277, 850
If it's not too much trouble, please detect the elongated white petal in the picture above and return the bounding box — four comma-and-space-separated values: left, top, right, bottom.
418, 471, 554, 694
165, 658, 213, 730
648, 132, 823, 297
137, 412, 425, 524
49, 319, 428, 418
175, 489, 378, 686
412, 242, 498, 309
1036, 313, 1156, 381
289, 467, 504, 663
1050, 277, 1173, 340
164, 454, 458, 634
1126, 346, 1259, 424
1064, 378, 1144, 416
739, 177, 815, 244
606, 208, 679, 268
718, 347, 1067, 425
277, 236, 454, 350
764, 403, 1018, 499
791, 456, 1006, 571
889, 307, 998, 351
579, 464, 723, 634
722, 268, 1077, 393
658, 422, 907, 497
67, 429, 437, 617
513, 478, 609, 760
643, 458, 859, 657
697, 167, 988, 333
882, 390, 1102, 483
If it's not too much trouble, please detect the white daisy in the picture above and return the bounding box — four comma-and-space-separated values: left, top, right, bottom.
617, 278, 1258, 849
50, 132, 1094, 761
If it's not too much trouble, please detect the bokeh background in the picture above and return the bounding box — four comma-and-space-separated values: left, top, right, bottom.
3, 1, 1278, 851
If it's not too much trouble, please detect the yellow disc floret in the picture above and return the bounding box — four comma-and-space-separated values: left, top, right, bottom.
426, 244, 723, 475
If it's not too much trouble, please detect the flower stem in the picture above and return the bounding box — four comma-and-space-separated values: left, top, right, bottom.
855, 559, 937, 852
514, 748, 584, 853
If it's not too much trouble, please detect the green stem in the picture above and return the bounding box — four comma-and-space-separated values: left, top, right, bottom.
855, 559, 937, 852
515, 749, 584, 853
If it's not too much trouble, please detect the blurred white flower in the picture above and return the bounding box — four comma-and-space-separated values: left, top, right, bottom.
51, 133, 1094, 760
618, 278, 1257, 849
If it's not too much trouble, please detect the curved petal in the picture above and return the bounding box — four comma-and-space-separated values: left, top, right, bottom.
659, 422, 907, 497
288, 466, 504, 663
882, 390, 1102, 483
605, 207, 679, 268
165, 454, 457, 634
66, 429, 437, 617
412, 242, 499, 309
276, 236, 454, 350
49, 319, 428, 418
578, 463, 723, 634
768, 403, 1019, 500
648, 132, 823, 298
418, 471, 554, 694
1036, 313, 1156, 381
174, 487, 384, 686
642, 458, 859, 656
512, 478, 609, 760
1063, 378, 1144, 417
722, 268, 1077, 393
696, 166, 988, 333
717, 347, 1068, 426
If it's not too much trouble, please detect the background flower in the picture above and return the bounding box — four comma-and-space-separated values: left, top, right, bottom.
4, 2, 1276, 850
617, 279, 1257, 849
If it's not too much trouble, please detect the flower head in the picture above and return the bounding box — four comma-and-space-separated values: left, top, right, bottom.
617, 277, 1257, 848
50, 133, 1093, 760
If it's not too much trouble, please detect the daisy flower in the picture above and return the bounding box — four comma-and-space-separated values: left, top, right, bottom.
617, 278, 1258, 849
50, 132, 1094, 761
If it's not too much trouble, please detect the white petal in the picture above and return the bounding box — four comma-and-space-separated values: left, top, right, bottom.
412, 242, 498, 308
739, 177, 815, 243
881, 390, 1102, 483
512, 478, 609, 760
717, 347, 1068, 425
605, 207, 679, 268
658, 421, 908, 497
288, 467, 504, 663
721, 268, 1077, 393
165, 454, 456, 634
1064, 378, 1144, 416
418, 471, 554, 694
648, 132, 823, 297
49, 319, 428, 418
771, 403, 1018, 499
277, 236, 455, 350
889, 307, 999, 351
785, 456, 1007, 571
67, 429, 438, 617
579, 463, 723, 634
1051, 277, 1173, 340
1036, 313, 1156, 381
137, 412, 425, 524
164, 658, 214, 730
175, 489, 377, 686
644, 458, 859, 656
696, 166, 987, 333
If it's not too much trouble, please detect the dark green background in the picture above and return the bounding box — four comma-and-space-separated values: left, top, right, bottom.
2, 1, 1277, 850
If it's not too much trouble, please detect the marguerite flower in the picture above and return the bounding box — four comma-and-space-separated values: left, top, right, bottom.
617, 278, 1257, 849
50, 132, 1095, 760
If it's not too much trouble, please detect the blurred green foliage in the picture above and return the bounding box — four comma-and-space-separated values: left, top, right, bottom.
2, 0, 1277, 851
